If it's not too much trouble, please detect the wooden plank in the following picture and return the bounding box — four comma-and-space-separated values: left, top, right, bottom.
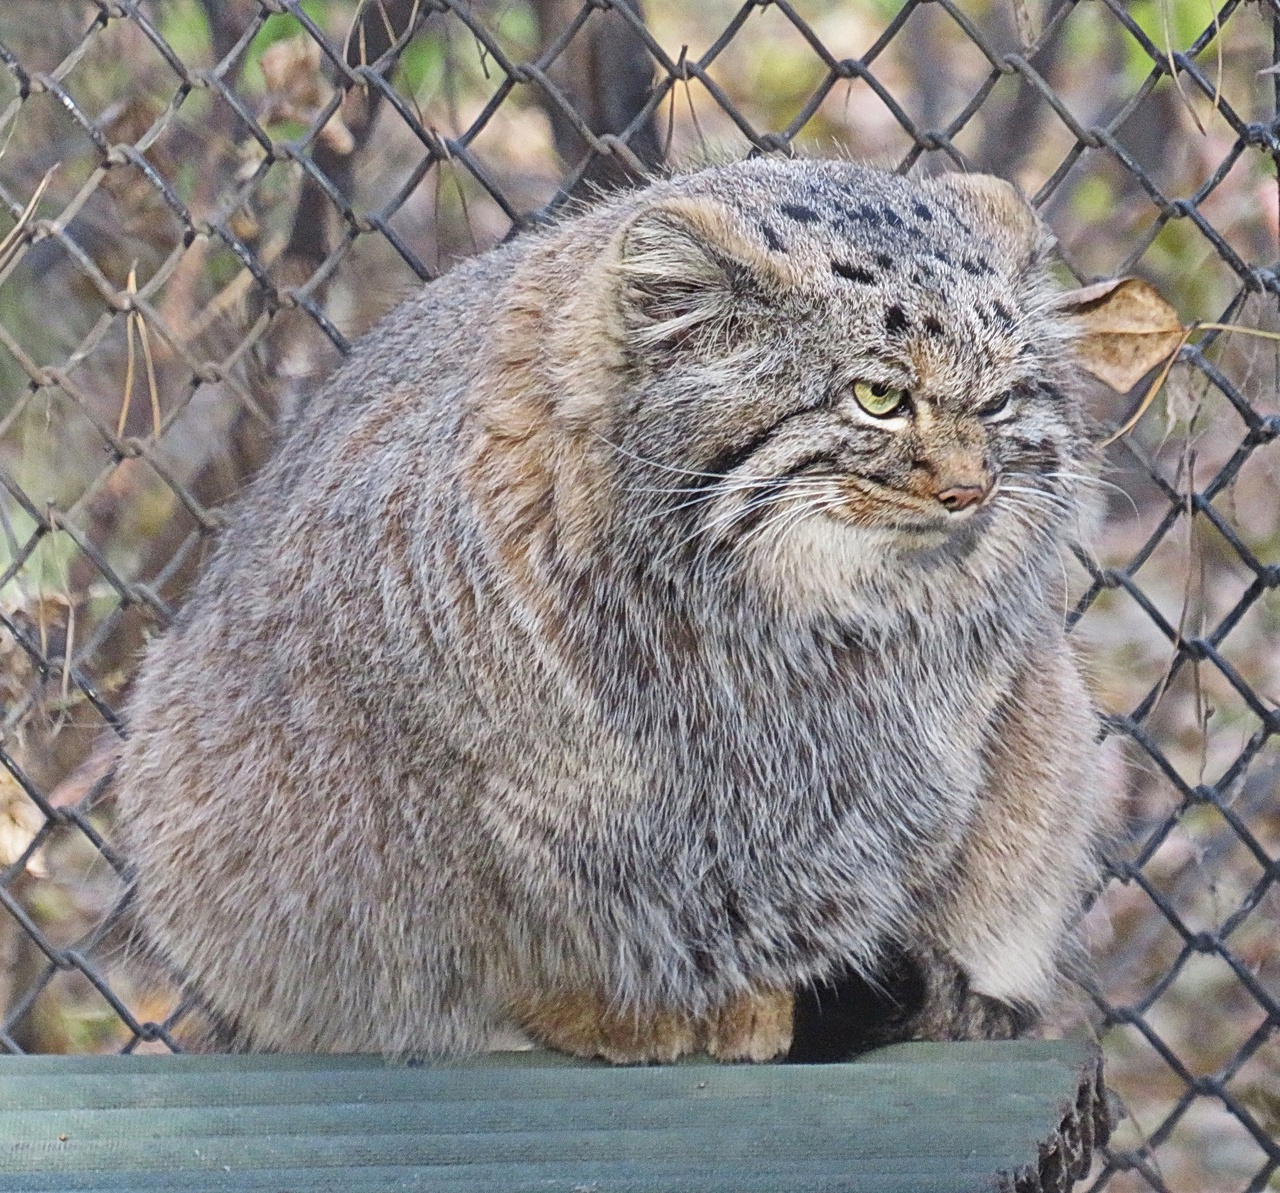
0, 1039, 1072, 1075
0, 1062, 1082, 1113
0, 1117, 1080, 1169
0, 1086, 1073, 1142
0, 1043, 1086, 1110
0, 1039, 1108, 1193
0, 1159, 1004, 1193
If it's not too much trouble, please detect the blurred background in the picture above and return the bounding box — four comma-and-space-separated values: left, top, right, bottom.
0, 1, 1275, 1190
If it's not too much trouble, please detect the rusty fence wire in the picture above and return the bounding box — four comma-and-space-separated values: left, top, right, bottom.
0, 1, 1276, 1190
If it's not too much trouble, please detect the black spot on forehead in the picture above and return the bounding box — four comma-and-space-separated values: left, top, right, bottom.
923, 315, 944, 337
940, 203, 973, 235
835, 202, 881, 228
832, 261, 876, 284
760, 223, 787, 252
885, 305, 910, 334
765, 178, 994, 269
780, 203, 821, 224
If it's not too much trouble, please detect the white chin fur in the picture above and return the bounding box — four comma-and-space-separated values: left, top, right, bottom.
743, 515, 925, 625
742, 508, 1028, 627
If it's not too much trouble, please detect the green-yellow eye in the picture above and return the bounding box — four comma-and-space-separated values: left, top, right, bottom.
852, 380, 909, 418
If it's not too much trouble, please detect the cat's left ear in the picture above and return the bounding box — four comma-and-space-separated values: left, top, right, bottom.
616, 196, 783, 348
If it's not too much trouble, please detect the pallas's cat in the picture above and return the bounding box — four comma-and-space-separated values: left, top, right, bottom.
115, 159, 1118, 1061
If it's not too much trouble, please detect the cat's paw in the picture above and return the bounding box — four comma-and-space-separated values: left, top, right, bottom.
512, 990, 699, 1064
702, 987, 794, 1062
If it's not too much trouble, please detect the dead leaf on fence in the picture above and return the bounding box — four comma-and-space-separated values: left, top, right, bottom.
1059, 277, 1185, 394
0, 769, 46, 876
1011, 0, 1039, 50
260, 34, 355, 155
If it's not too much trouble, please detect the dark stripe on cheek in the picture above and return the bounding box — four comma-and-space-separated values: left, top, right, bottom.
699, 424, 784, 483
781, 203, 821, 224
698, 409, 834, 491
778, 449, 838, 479
833, 261, 875, 284
761, 223, 787, 252
1003, 438, 1060, 469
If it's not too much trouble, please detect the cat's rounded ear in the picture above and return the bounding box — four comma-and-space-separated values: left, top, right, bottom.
615, 196, 782, 348
926, 172, 1051, 266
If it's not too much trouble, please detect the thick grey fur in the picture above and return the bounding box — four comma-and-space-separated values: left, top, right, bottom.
115, 158, 1116, 1056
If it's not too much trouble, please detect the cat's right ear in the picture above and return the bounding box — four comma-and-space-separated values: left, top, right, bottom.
616, 197, 778, 349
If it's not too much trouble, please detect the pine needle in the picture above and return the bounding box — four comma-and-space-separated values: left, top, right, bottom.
1099, 324, 1196, 447
60, 598, 75, 706
137, 301, 161, 439
1159, 0, 1204, 134
0, 165, 56, 275
1196, 323, 1280, 341
117, 264, 139, 438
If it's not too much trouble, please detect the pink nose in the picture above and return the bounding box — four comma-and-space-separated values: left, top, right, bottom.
936, 485, 988, 512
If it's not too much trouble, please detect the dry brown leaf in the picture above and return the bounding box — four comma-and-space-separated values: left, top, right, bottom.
260, 35, 329, 110
1059, 276, 1185, 393
260, 35, 355, 156
1011, 0, 1039, 50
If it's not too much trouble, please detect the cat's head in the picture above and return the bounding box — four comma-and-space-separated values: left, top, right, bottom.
594, 158, 1093, 622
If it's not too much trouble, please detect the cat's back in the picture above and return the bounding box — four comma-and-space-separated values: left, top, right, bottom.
113, 238, 553, 833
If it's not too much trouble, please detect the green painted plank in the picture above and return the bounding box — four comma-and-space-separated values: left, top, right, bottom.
850, 1039, 1084, 1064
0, 1158, 1006, 1193
0, 1117, 1058, 1173
0, 1038, 1085, 1075
0, 1041, 1097, 1192
0, 1086, 1066, 1142
0, 1055, 1087, 1112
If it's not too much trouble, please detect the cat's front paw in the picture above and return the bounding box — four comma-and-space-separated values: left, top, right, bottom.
512, 985, 794, 1064
701, 987, 794, 1062
512, 990, 699, 1064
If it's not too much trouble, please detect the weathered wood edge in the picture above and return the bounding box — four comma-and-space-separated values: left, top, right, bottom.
995, 1040, 1110, 1193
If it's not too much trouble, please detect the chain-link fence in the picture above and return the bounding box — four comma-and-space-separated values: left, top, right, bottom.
0, 0, 1276, 1190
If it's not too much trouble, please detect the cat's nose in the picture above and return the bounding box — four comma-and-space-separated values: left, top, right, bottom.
936, 484, 988, 512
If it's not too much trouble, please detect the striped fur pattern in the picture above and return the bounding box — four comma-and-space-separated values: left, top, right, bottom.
114, 159, 1117, 1059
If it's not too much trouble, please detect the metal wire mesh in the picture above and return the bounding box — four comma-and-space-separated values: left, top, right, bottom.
0, 1, 1276, 1190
